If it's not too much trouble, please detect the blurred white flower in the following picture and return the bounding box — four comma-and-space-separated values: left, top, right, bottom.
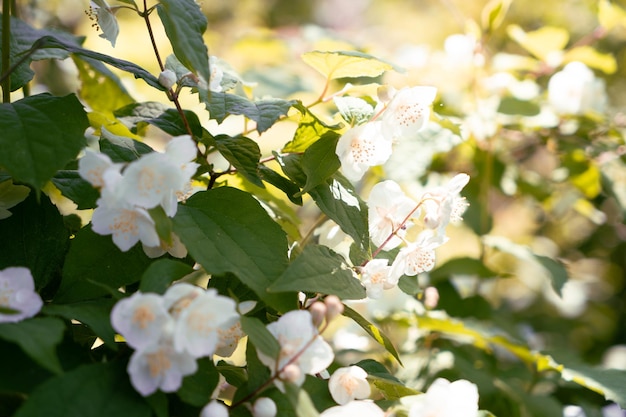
548, 61, 607, 115
0, 267, 43, 323
361, 259, 396, 299
110, 292, 171, 350
209, 56, 224, 92
162, 282, 204, 318
88, 0, 119, 47
368, 180, 417, 250
328, 366, 371, 405
173, 289, 240, 358
336, 121, 392, 182
320, 400, 386, 417
201, 400, 229, 417
78, 148, 116, 189
127, 336, 197, 396
253, 397, 277, 417
408, 378, 479, 417
382, 86, 437, 141
257, 310, 334, 388
390, 230, 447, 278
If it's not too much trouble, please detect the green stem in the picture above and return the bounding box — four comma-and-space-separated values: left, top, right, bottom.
2, 0, 11, 102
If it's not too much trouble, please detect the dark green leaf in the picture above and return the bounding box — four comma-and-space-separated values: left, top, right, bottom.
139, 259, 194, 295
99, 137, 154, 163
430, 257, 498, 282
0, 192, 69, 291
177, 357, 219, 407
497, 96, 541, 117
36, 36, 164, 90
309, 174, 369, 252
55, 226, 154, 303
0, 93, 88, 191
284, 383, 320, 417
342, 304, 402, 365
297, 132, 341, 196
216, 361, 247, 387
204, 92, 297, 133
258, 165, 303, 205
282, 104, 337, 153
269, 245, 365, 300
147, 108, 203, 138
114, 101, 169, 130
535, 255, 568, 296
13, 361, 152, 417
148, 206, 174, 247
157, 0, 210, 87
52, 170, 99, 210
42, 299, 117, 348
302, 375, 335, 413
212, 135, 263, 187
240, 316, 280, 359
0, 317, 65, 374
172, 187, 296, 312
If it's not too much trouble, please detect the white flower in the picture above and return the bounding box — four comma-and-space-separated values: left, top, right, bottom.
361, 259, 396, 299
548, 61, 607, 115
382, 86, 437, 141
328, 366, 371, 405
320, 400, 386, 417
173, 289, 240, 358
257, 310, 334, 388
336, 121, 393, 182
88, 0, 120, 47
209, 56, 224, 92
158, 69, 177, 89
390, 230, 447, 278
110, 292, 172, 350
0, 267, 43, 323
214, 320, 245, 358
368, 180, 417, 250
127, 337, 197, 396
421, 173, 470, 234
78, 148, 116, 188
162, 282, 204, 318
253, 397, 277, 417
201, 400, 229, 417
408, 378, 479, 417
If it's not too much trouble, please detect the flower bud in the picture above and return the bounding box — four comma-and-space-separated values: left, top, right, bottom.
309, 302, 327, 327
279, 363, 302, 383
424, 286, 440, 309
252, 397, 277, 417
324, 295, 344, 322
158, 69, 177, 89
200, 400, 229, 417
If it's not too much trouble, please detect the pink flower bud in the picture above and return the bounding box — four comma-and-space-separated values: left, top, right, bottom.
324, 295, 344, 321
309, 302, 327, 327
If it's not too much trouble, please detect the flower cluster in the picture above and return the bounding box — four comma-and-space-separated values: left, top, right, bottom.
0, 267, 43, 323
110, 283, 243, 396
78, 135, 199, 255
406, 378, 479, 417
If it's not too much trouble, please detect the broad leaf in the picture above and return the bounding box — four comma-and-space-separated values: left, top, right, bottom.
269, 245, 366, 300
481, 0, 511, 33
55, 226, 154, 303
43, 299, 117, 348
0, 93, 88, 191
13, 361, 152, 417
212, 135, 263, 187
302, 50, 399, 80
52, 170, 100, 210
147, 108, 203, 138
430, 257, 498, 282
177, 357, 219, 407
0, 192, 70, 291
497, 97, 540, 117
114, 101, 169, 131
284, 383, 320, 417
507, 25, 569, 60
258, 165, 303, 205
240, 316, 280, 359
72, 56, 134, 114
139, 259, 194, 295
205, 92, 297, 133
333, 96, 374, 126
297, 132, 341, 196
282, 104, 337, 153
157, 0, 211, 87
172, 187, 296, 312
99, 137, 154, 163
342, 304, 402, 365
564, 46, 617, 74
0, 317, 65, 374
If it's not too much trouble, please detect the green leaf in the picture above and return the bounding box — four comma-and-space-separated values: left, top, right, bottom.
297, 132, 341, 196
177, 357, 219, 407
51, 170, 100, 210
481, 0, 512, 33
497, 96, 541, 117
0, 14, 76, 91
240, 316, 280, 359
72, 56, 134, 114
157, 0, 211, 87
430, 257, 498, 282
212, 135, 263, 187
555, 359, 626, 408
334, 96, 374, 126
507, 25, 569, 60
342, 304, 402, 365
13, 361, 152, 417
258, 165, 303, 205
0, 317, 65, 374
139, 259, 194, 295
369, 375, 421, 400
282, 104, 336, 153
114, 101, 169, 131
301, 50, 399, 80
309, 175, 370, 252
99, 137, 154, 163
172, 187, 296, 312
564, 46, 617, 74
0, 192, 70, 291
269, 245, 365, 300
0, 93, 88, 191
147, 108, 203, 138
284, 383, 320, 417
216, 361, 247, 387
534, 255, 568, 297
55, 226, 154, 303
36, 36, 164, 90
204, 92, 297, 133
42, 299, 117, 348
